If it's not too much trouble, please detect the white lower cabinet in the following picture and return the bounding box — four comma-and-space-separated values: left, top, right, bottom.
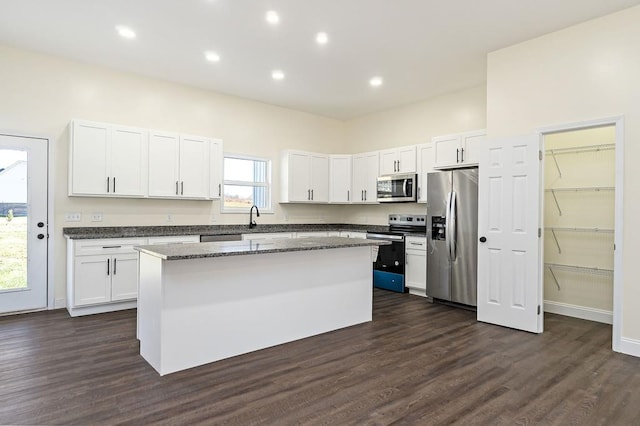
405, 236, 427, 297
147, 235, 200, 245
242, 232, 294, 241
340, 231, 367, 239
67, 238, 145, 317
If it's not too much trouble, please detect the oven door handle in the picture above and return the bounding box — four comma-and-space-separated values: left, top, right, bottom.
366, 233, 404, 242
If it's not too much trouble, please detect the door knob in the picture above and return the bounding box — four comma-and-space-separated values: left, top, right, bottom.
479, 236, 487, 243
37, 234, 45, 240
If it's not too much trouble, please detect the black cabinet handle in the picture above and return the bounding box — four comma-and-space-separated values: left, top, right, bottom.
456, 149, 460, 163
181, 181, 184, 195
175, 181, 179, 195
218, 184, 221, 197
461, 148, 465, 163
107, 258, 110, 276
347, 190, 350, 201
37, 234, 44, 239
37, 222, 44, 228
113, 258, 117, 275
106, 177, 110, 193
113, 177, 116, 193
479, 236, 487, 243
364, 190, 367, 201
311, 189, 314, 200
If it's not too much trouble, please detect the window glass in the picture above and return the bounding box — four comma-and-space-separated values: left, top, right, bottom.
223, 155, 271, 212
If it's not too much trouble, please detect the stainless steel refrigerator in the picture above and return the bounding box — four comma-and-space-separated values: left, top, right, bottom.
426, 168, 478, 307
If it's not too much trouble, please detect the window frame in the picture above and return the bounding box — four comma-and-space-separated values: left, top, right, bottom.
221, 153, 273, 214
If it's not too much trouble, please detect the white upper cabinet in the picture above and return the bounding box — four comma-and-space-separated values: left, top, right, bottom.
178, 135, 210, 199
280, 150, 329, 203
329, 155, 352, 203
433, 129, 486, 169
69, 120, 148, 197
416, 143, 434, 203
352, 151, 379, 204
148, 132, 210, 199
379, 146, 416, 175
209, 139, 223, 199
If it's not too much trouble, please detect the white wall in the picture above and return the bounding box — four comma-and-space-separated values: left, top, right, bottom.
486, 5, 640, 340
342, 85, 487, 224
0, 44, 349, 302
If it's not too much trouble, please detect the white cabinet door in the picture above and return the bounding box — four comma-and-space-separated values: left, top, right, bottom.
73, 255, 110, 306
406, 250, 427, 290
111, 125, 148, 196
379, 147, 416, 174
433, 134, 461, 169
209, 139, 223, 199
379, 149, 398, 175
397, 146, 417, 173
111, 253, 139, 301
289, 152, 312, 202
329, 155, 352, 203
148, 131, 180, 197
433, 130, 486, 169
353, 151, 379, 204
310, 153, 329, 202
179, 135, 210, 199
70, 120, 109, 195
416, 143, 434, 203
460, 131, 485, 166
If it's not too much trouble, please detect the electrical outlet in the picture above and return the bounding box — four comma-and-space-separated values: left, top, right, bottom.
166, 214, 173, 223
65, 212, 81, 222
91, 213, 103, 222
210, 214, 217, 223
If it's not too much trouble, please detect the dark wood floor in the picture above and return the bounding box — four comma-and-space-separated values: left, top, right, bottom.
1, 289, 639, 425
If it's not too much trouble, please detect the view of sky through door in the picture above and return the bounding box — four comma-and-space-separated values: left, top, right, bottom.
0, 149, 28, 290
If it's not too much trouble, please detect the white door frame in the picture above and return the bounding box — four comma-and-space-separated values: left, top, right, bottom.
0, 130, 54, 311
536, 115, 624, 354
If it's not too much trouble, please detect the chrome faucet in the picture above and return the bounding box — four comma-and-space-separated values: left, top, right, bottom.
249, 205, 260, 228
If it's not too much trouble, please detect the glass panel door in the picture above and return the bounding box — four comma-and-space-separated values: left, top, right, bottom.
0, 134, 48, 313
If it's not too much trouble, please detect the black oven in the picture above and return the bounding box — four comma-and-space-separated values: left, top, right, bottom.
367, 214, 427, 293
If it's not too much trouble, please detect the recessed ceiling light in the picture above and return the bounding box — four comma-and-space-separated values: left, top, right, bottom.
316, 32, 329, 45
369, 76, 383, 87
204, 51, 220, 62
115, 25, 136, 39
272, 70, 285, 81
266, 10, 280, 25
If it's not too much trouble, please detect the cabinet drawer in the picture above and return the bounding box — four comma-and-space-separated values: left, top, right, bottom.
74, 238, 146, 256
405, 236, 427, 250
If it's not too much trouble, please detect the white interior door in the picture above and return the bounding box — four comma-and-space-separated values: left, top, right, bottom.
477, 134, 542, 333
0, 134, 48, 313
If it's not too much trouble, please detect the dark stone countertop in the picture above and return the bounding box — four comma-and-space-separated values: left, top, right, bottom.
136, 237, 390, 260
63, 223, 389, 239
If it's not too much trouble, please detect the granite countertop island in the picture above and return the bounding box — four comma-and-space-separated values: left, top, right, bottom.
135, 236, 389, 260
138, 236, 385, 375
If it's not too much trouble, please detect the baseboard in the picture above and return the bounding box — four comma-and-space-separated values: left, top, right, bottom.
544, 300, 613, 325
618, 337, 640, 358
54, 298, 66, 309
407, 287, 427, 298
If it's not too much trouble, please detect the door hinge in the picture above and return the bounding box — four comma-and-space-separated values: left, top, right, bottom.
537, 305, 541, 315
538, 228, 541, 238
539, 150, 543, 161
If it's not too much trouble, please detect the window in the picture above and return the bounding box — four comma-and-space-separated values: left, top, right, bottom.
222, 154, 271, 212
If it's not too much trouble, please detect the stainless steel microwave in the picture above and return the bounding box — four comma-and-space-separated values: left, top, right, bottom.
376, 173, 417, 202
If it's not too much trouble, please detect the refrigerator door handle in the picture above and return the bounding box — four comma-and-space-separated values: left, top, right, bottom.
450, 191, 458, 261
445, 191, 452, 261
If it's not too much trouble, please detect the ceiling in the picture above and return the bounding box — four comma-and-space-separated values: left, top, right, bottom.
1, 0, 638, 119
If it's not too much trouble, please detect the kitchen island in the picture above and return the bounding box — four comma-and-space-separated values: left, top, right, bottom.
136, 237, 388, 375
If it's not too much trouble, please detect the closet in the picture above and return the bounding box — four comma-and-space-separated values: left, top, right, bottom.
543, 126, 615, 324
